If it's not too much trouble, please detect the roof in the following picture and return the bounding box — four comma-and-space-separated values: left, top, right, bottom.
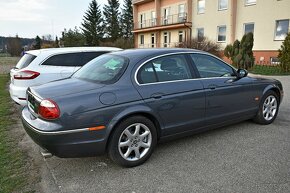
112, 48, 206, 60
26, 47, 122, 56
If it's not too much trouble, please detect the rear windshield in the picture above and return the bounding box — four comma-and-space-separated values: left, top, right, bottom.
73, 54, 128, 84
16, 53, 37, 69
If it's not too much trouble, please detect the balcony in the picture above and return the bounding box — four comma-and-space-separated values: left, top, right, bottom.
134, 13, 190, 31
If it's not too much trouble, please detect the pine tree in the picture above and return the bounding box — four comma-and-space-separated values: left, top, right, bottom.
121, 0, 133, 39
81, 0, 104, 46
54, 36, 59, 48
34, 36, 41, 49
278, 33, 290, 72
103, 0, 121, 41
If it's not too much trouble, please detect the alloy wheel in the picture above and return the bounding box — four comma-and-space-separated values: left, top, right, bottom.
118, 123, 152, 161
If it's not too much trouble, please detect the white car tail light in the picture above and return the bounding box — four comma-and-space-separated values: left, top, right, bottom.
14, 70, 40, 80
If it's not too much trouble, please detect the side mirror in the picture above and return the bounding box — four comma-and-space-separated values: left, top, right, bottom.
236, 69, 248, 79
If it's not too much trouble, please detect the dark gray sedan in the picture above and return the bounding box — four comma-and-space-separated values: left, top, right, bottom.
22, 49, 283, 167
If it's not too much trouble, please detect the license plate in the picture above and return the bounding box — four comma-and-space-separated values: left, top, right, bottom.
28, 101, 35, 111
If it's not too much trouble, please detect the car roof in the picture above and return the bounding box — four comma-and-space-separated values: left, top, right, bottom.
111, 48, 206, 61
25, 47, 122, 56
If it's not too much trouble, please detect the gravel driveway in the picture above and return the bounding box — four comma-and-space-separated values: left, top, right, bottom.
18, 75, 290, 193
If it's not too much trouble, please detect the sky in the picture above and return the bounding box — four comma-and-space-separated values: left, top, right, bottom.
0, 0, 124, 39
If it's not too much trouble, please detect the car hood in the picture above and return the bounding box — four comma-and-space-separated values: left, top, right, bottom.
29, 78, 105, 99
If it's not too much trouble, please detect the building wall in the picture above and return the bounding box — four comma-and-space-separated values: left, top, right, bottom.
235, 0, 290, 51
192, 0, 233, 47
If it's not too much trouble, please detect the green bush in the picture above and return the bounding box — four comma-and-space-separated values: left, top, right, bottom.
224, 32, 254, 69
278, 33, 290, 72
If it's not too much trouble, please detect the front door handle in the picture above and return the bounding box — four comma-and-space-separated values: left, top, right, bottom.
208, 84, 217, 90
151, 93, 163, 99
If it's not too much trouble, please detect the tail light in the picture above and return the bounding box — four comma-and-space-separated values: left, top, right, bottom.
38, 99, 60, 120
14, 70, 40, 80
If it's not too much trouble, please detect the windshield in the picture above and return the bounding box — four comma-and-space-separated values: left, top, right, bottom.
16, 53, 37, 69
73, 54, 128, 84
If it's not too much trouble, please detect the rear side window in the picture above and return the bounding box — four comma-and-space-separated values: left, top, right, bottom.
42, 53, 83, 67
16, 53, 36, 69
137, 54, 193, 84
81, 52, 108, 66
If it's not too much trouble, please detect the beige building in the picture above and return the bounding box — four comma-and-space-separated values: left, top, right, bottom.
132, 0, 290, 63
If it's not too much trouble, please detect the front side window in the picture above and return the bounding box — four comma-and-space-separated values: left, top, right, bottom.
197, 0, 205, 14
137, 55, 193, 84
275, 19, 289, 40
218, 0, 228, 10
217, 26, 226, 42
190, 54, 235, 78
16, 53, 36, 69
42, 53, 83, 67
245, 0, 256, 5
244, 23, 255, 35
73, 54, 128, 84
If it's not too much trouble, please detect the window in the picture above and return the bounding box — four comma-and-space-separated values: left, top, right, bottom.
244, 23, 254, 35
218, 0, 228, 10
217, 26, 226, 42
270, 57, 280, 65
140, 35, 144, 45
245, 0, 256, 5
163, 32, 171, 47
151, 34, 155, 47
73, 55, 128, 84
140, 13, 145, 28
163, 8, 170, 25
137, 55, 193, 84
151, 11, 156, 26
197, 0, 205, 14
16, 53, 36, 69
179, 31, 184, 43
42, 53, 83, 67
197, 28, 204, 41
190, 54, 235, 78
82, 52, 108, 66
275, 19, 289, 40
178, 4, 186, 22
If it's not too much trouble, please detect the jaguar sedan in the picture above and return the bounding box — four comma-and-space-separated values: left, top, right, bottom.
22, 49, 283, 167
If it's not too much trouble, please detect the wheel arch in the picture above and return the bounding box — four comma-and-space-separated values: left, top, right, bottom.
105, 106, 163, 150
263, 84, 282, 103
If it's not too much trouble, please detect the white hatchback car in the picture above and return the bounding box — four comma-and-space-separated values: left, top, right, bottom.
10, 47, 121, 106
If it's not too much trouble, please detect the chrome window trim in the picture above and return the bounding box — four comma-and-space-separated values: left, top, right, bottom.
134, 52, 237, 86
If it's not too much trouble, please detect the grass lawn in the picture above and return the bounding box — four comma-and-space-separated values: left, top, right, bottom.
0, 56, 20, 66
249, 65, 290, 76
0, 75, 37, 193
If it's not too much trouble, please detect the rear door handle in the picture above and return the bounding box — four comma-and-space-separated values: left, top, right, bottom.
151, 93, 163, 99
208, 84, 217, 90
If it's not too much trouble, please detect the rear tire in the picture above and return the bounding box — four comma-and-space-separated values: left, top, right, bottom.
108, 116, 157, 167
253, 90, 279, 125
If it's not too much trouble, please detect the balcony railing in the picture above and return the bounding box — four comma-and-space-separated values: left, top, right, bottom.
135, 12, 188, 30
138, 42, 182, 48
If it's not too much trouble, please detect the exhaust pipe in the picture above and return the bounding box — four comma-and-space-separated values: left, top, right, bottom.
41, 150, 53, 159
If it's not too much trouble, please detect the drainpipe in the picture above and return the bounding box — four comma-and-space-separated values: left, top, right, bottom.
230, 0, 237, 44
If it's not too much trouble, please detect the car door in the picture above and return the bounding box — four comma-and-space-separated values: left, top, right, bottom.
134, 54, 205, 136
189, 53, 256, 126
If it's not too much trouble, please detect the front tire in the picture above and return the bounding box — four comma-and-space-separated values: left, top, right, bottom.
108, 116, 157, 167
253, 90, 279, 125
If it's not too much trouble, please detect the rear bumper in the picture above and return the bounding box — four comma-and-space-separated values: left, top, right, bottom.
21, 107, 107, 158
9, 83, 27, 106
